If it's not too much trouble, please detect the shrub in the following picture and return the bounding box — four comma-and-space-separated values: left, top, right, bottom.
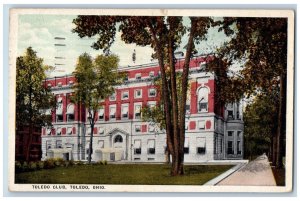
22, 161, 29, 171
15, 161, 22, 173
44, 158, 55, 169
68, 160, 75, 166
37, 161, 44, 169
75, 161, 84, 166
54, 158, 65, 167
29, 162, 37, 171
103, 160, 107, 165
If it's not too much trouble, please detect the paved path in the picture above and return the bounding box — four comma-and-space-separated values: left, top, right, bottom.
217, 154, 276, 186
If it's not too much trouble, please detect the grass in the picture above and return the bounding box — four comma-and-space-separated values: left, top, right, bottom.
272, 167, 285, 186
15, 164, 233, 185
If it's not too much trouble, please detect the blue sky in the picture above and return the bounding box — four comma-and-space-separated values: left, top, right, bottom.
18, 15, 230, 77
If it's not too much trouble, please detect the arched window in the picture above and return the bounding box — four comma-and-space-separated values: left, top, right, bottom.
66, 104, 75, 122
198, 87, 209, 112
114, 135, 123, 143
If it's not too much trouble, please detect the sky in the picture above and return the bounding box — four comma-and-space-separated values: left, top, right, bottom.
17, 15, 231, 77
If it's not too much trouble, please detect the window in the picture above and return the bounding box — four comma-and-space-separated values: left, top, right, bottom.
135, 105, 141, 119
237, 131, 242, 138
66, 104, 75, 122
147, 139, 155, 154
184, 138, 189, 154
56, 97, 63, 122
68, 80, 74, 86
134, 89, 142, 98
65, 143, 73, 149
236, 102, 240, 119
57, 82, 62, 87
98, 108, 104, 120
149, 125, 155, 132
114, 135, 123, 143
86, 127, 91, 135
148, 88, 157, 97
186, 104, 190, 113
220, 139, 223, 153
227, 141, 234, 155
56, 140, 62, 148
122, 91, 129, 100
228, 131, 233, 137
56, 127, 62, 135
109, 106, 116, 119
135, 125, 141, 132
196, 137, 206, 154
47, 128, 52, 135
98, 127, 104, 135
149, 71, 155, 78
109, 92, 116, 101
198, 87, 209, 112
67, 127, 72, 135
198, 120, 205, 130
98, 140, 104, 148
228, 110, 234, 119
46, 141, 52, 150
136, 73, 141, 80
237, 141, 241, 155
214, 137, 217, 154
121, 105, 129, 118
134, 140, 141, 155
185, 121, 189, 130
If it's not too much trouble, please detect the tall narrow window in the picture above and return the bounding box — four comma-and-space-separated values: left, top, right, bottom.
98, 108, 104, 120
66, 104, 75, 122
109, 106, 116, 119
196, 137, 206, 154
109, 92, 116, 101
198, 120, 205, 130
136, 73, 141, 80
56, 97, 63, 122
56, 140, 62, 148
147, 140, 155, 154
184, 138, 190, 154
134, 89, 142, 98
198, 87, 208, 112
121, 105, 129, 119
56, 127, 62, 136
67, 127, 72, 135
227, 141, 234, 155
237, 141, 241, 155
135, 105, 141, 119
134, 140, 142, 155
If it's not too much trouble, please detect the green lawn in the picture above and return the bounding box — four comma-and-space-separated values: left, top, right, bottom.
15, 164, 233, 185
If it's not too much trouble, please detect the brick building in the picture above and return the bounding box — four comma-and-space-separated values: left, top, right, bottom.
41, 56, 244, 162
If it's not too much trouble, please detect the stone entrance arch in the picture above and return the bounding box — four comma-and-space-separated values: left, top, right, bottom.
109, 128, 129, 160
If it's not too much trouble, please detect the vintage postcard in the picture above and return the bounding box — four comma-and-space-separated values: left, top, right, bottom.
8, 8, 294, 193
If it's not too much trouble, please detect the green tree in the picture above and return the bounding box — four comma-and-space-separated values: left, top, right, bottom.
214, 17, 287, 168
72, 53, 124, 164
73, 16, 212, 175
243, 90, 279, 160
16, 47, 56, 162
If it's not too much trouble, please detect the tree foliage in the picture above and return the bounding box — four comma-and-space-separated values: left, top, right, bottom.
243, 90, 279, 160
16, 47, 56, 161
72, 53, 124, 163
73, 15, 212, 175
213, 17, 287, 167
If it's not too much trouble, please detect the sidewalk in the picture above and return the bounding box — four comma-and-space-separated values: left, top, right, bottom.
217, 154, 276, 186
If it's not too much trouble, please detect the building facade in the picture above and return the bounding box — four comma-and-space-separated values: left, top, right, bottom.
41, 56, 244, 163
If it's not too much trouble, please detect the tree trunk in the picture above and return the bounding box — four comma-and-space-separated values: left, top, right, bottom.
168, 17, 181, 176
147, 20, 175, 159
275, 71, 286, 168
178, 18, 197, 175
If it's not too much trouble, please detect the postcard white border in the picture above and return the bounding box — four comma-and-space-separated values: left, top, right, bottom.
8, 8, 294, 193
